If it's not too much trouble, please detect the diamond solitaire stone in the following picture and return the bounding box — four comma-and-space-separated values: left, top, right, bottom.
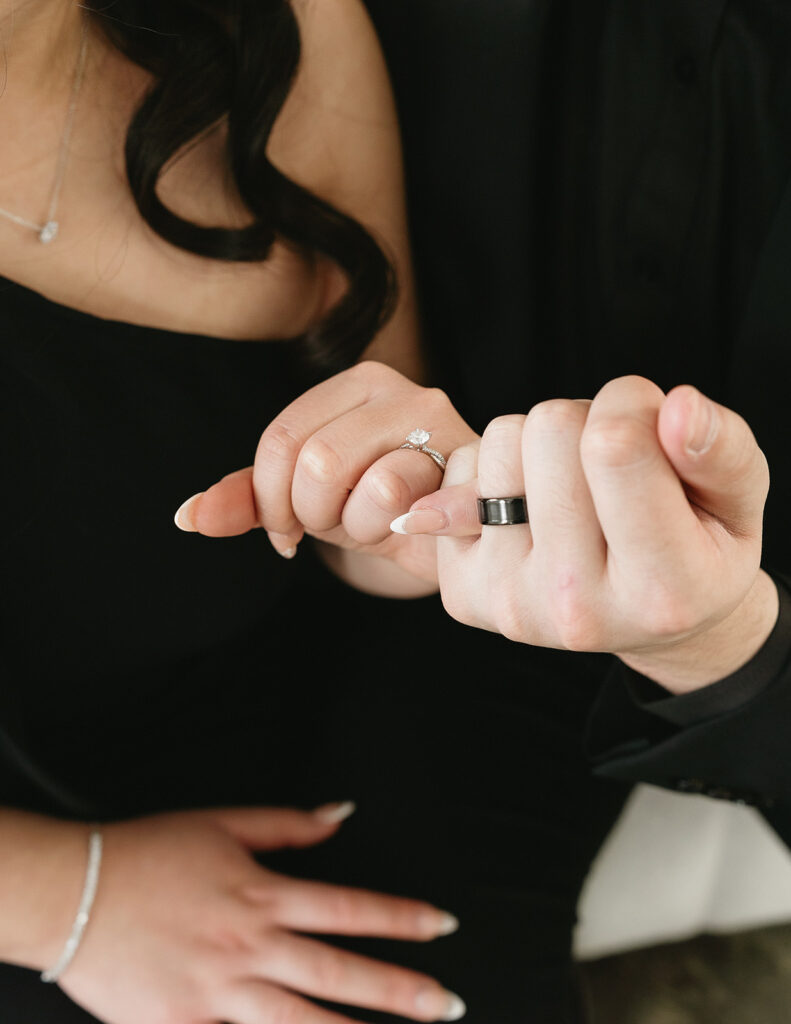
39, 221, 59, 244
406, 428, 431, 446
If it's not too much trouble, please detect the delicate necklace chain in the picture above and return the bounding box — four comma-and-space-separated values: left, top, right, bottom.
0, 17, 89, 245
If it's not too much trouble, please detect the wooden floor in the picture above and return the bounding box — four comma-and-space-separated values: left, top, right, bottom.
579, 923, 791, 1023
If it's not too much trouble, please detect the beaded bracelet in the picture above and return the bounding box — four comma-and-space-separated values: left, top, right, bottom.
41, 829, 103, 984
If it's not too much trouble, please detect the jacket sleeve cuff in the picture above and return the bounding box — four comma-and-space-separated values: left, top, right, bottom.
584, 573, 791, 837
618, 572, 791, 728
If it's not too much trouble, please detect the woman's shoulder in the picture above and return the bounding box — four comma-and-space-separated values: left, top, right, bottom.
270, 0, 420, 376
288, 0, 392, 111
269, 0, 402, 205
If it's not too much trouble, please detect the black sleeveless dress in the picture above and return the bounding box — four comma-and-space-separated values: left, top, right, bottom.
0, 276, 627, 1023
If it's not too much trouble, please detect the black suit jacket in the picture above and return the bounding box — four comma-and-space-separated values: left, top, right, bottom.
363, 0, 791, 846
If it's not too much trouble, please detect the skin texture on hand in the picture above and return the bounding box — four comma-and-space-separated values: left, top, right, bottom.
175, 361, 477, 596
617, 568, 778, 692
46, 805, 465, 1024
392, 378, 777, 695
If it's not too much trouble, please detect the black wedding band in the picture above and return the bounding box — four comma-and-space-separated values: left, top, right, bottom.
477, 496, 529, 526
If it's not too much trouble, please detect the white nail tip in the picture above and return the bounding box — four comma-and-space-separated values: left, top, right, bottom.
390, 512, 411, 535
278, 546, 298, 560
315, 800, 357, 824
442, 994, 467, 1021
437, 913, 460, 936
174, 493, 202, 531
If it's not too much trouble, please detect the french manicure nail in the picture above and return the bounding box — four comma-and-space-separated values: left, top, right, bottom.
314, 801, 357, 824
436, 912, 460, 936
174, 492, 203, 532
390, 508, 449, 535
268, 531, 300, 559
441, 993, 467, 1022
685, 392, 719, 456
416, 989, 467, 1022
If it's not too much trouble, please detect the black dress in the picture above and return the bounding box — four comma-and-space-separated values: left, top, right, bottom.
0, 277, 626, 1023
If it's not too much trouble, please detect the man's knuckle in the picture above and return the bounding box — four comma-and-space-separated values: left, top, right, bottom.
599, 374, 663, 402
493, 588, 529, 643
483, 414, 525, 447
527, 398, 585, 436
479, 419, 524, 483
555, 621, 600, 652
582, 416, 657, 470
549, 586, 602, 651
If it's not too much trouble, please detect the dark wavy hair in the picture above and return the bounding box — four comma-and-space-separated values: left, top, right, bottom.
84, 0, 397, 376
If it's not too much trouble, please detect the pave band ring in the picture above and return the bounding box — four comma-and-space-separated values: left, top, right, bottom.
400, 429, 447, 472
477, 496, 529, 526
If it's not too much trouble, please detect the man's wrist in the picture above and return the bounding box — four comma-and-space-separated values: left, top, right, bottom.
617, 570, 780, 695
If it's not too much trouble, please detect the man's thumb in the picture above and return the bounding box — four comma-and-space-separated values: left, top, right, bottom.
658, 385, 769, 535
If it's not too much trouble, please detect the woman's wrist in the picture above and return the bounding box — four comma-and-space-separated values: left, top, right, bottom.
0, 810, 92, 970
617, 569, 780, 695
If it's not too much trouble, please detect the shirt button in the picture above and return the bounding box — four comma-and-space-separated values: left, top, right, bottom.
704, 786, 735, 801
673, 52, 698, 87
676, 778, 706, 794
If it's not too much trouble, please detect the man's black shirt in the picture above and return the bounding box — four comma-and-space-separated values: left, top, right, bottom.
363, 0, 791, 840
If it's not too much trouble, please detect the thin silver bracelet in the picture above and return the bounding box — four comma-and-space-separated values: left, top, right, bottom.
41, 829, 103, 984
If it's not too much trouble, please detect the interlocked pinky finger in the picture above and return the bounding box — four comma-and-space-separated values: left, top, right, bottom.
476, 415, 528, 506
475, 415, 532, 563
436, 417, 534, 636
219, 980, 361, 1024
435, 440, 483, 625
436, 540, 499, 633
442, 440, 480, 489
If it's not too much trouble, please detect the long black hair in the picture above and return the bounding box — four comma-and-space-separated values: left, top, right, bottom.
84, 0, 397, 375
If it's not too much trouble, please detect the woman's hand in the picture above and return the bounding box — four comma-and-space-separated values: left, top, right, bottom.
175, 362, 477, 593
392, 377, 779, 694
58, 804, 464, 1024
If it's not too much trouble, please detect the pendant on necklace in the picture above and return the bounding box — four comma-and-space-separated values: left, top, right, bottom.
39, 221, 59, 244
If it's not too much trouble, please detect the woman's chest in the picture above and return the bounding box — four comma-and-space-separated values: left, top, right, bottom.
0, 72, 332, 344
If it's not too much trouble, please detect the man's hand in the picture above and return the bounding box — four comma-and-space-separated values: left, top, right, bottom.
391, 377, 778, 693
